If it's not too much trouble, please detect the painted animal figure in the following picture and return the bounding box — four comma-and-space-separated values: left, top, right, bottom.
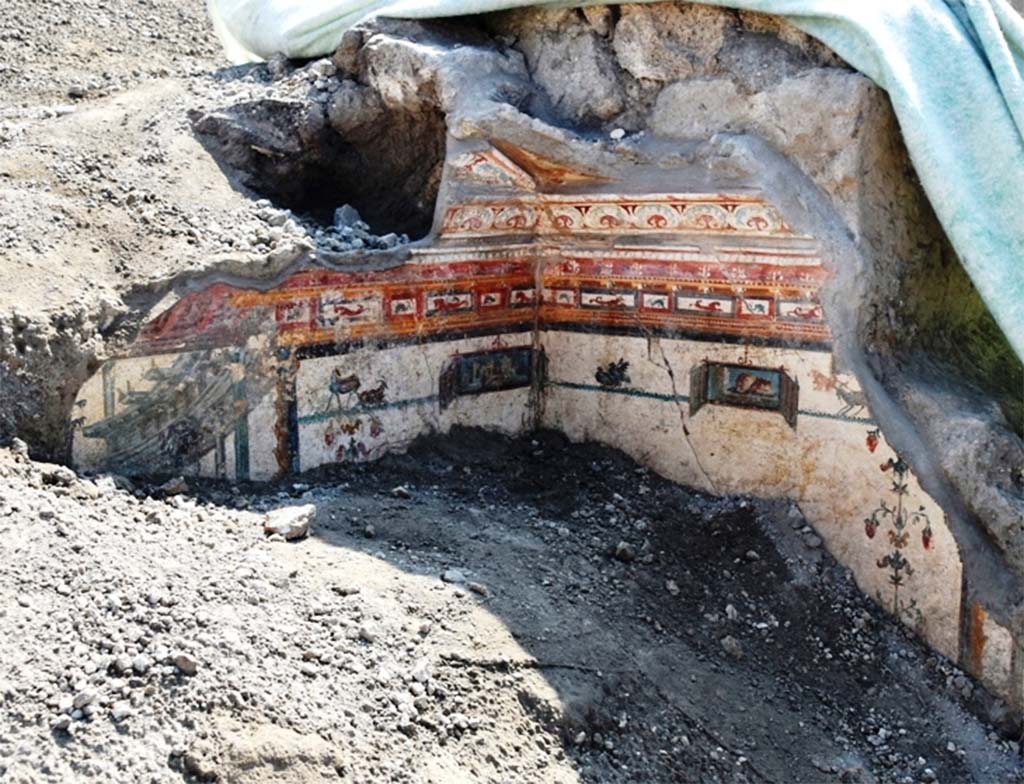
790, 305, 821, 320
810, 370, 866, 416
593, 296, 625, 307
328, 370, 361, 411
810, 369, 836, 391
694, 300, 722, 313
835, 380, 866, 417
333, 303, 365, 317
432, 296, 467, 313
330, 371, 361, 396
730, 373, 774, 396
595, 359, 630, 388
358, 381, 388, 406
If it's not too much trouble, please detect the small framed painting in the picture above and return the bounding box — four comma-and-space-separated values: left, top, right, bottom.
689, 360, 798, 428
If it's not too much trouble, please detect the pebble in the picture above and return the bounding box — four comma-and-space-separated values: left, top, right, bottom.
442, 569, 466, 584
111, 701, 132, 722
172, 653, 198, 676
804, 533, 823, 549
410, 658, 432, 683
358, 624, 379, 643
720, 635, 744, 660
467, 581, 489, 597
614, 541, 636, 562
158, 476, 188, 496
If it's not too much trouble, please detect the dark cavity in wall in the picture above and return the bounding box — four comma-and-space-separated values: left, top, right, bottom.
191, 93, 446, 238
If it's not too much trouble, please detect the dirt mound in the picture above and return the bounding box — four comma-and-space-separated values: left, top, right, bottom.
2, 429, 1019, 782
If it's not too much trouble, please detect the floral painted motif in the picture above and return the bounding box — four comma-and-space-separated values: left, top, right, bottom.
863, 454, 934, 620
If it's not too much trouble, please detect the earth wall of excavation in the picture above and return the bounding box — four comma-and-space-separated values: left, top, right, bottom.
70, 128, 1021, 709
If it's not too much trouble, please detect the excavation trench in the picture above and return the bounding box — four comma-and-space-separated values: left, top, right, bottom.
67, 124, 1024, 716
163, 426, 1022, 783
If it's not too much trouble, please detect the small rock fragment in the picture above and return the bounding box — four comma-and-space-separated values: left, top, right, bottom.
41, 464, 77, 486
442, 569, 466, 584
720, 635, 744, 660
333, 204, 363, 229
410, 658, 432, 683
264, 504, 315, 541
158, 476, 188, 496
468, 581, 489, 597
614, 541, 636, 562
172, 653, 198, 676
359, 624, 378, 643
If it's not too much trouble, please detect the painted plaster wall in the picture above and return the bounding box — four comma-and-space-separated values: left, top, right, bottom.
73, 348, 252, 479
294, 335, 535, 474
68, 143, 1017, 703
540, 329, 961, 661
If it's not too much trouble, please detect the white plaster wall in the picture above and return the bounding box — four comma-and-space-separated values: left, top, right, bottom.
246, 391, 278, 482
69, 322, 971, 671
982, 613, 1016, 698
540, 329, 962, 660
296, 334, 534, 474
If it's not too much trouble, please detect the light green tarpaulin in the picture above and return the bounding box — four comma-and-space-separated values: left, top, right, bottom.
209, 0, 1024, 359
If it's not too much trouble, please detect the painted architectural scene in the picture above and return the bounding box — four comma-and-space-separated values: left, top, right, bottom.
71, 139, 1016, 703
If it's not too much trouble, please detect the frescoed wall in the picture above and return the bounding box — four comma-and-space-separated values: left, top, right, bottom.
71, 142, 1018, 705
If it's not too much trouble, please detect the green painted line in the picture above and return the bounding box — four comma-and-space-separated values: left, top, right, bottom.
298, 381, 875, 429
233, 377, 250, 481
797, 408, 875, 425
298, 394, 439, 425
548, 380, 875, 425
548, 380, 688, 403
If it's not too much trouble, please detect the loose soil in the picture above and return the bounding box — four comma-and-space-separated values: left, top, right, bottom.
2, 428, 1020, 783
